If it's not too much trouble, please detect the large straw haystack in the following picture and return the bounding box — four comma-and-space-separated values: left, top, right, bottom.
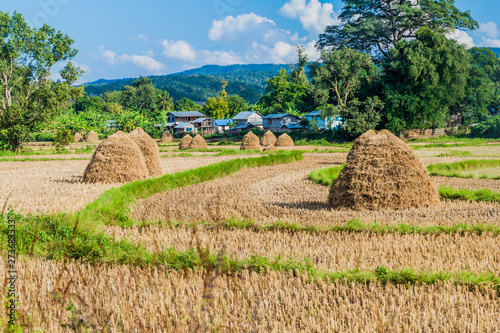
86, 130, 99, 143
83, 131, 149, 184
129, 127, 163, 177
74, 132, 84, 143
179, 134, 193, 150
240, 131, 261, 151
260, 130, 277, 147
160, 131, 174, 143
189, 134, 208, 149
275, 133, 294, 147
328, 130, 440, 211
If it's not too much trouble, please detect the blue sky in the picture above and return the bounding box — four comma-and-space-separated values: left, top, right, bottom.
4, 0, 500, 83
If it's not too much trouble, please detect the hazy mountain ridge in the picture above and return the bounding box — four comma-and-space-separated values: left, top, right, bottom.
83, 64, 290, 103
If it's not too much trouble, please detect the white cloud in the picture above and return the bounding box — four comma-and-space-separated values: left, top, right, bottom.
446, 29, 476, 48
200, 50, 244, 65
98, 45, 117, 65
161, 40, 197, 62
279, 0, 340, 34
130, 34, 149, 42
118, 55, 166, 72
478, 22, 499, 39
98, 45, 166, 73
209, 13, 277, 42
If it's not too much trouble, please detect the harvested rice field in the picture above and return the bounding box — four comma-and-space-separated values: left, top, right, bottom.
1, 140, 500, 332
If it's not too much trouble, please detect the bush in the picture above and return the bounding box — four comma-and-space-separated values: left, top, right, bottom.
53, 129, 72, 152
470, 116, 500, 138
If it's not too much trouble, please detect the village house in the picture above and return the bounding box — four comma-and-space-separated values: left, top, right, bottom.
214, 119, 232, 133
193, 117, 217, 135
232, 111, 263, 127
263, 113, 301, 131
304, 111, 342, 130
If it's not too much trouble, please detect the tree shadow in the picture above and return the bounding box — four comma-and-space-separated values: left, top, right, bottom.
51, 176, 83, 184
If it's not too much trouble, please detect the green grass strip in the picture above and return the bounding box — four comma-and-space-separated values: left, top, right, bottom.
435, 150, 474, 157
0, 157, 91, 162
439, 187, 500, 203
308, 164, 345, 186
427, 159, 500, 178
79, 151, 303, 227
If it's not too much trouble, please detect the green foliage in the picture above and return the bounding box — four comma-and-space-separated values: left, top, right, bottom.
381, 28, 470, 132
74, 96, 103, 113
174, 98, 203, 111
0, 11, 84, 151
317, 0, 478, 59
52, 129, 72, 152
470, 116, 500, 138
204, 96, 230, 119
427, 159, 500, 178
308, 164, 345, 186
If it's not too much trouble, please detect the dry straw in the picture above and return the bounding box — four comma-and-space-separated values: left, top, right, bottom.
189, 134, 208, 149
328, 129, 441, 210
179, 134, 193, 150
260, 130, 277, 147
83, 131, 149, 184
129, 127, 163, 177
263, 145, 278, 151
160, 131, 174, 143
85, 130, 99, 143
276, 133, 294, 147
240, 132, 261, 151
73, 133, 84, 143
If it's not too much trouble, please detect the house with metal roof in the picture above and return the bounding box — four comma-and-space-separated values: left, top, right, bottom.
214, 119, 232, 133
263, 113, 301, 131
304, 111, 342, 130
193, 117, 216, 134
173, 122, 196, 134
232, 111, 263, 126
167, 111, 206, 124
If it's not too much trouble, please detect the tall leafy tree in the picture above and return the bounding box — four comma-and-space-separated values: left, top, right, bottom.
0, 11, 83, 151
381, 28, 470, 131
317, 0, 478, 60
174, 98, 203, 111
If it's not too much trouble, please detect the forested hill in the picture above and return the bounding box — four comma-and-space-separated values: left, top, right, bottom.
83, 64, 290, 103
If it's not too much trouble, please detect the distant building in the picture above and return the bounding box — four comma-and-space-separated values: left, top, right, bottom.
304, 111, 342, 130
193, 117, 216, 135
163, 111, 206, 132
263, 113, 301, 131
173, 122, 196, 134
232, 111, 263, 127
280, 122, 304, 132
214, 119, 232, 133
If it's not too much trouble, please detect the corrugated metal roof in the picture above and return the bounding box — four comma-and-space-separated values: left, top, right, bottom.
174, 122, 194, 129
193, 118, 208, 123
283, 122, 303, 129
232, 111, 260, 120
214, 119, 232, 126
305, 111, 322, 116
263, 113, 297, 119
168, 111, 205, 117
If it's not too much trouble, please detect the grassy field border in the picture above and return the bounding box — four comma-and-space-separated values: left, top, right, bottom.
427, 159, 500, 179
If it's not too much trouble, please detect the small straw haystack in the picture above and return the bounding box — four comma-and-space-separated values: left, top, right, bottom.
179, 134, 193, 150
240, 131, 261, 151
263, 145, 279, 151
160, 131, 174, 143
129, 127, 163, 177
189, 134, 208, 149
275, 133, 294, 147
328, 129, 441, 210
83, 131, 149, 184
74, 132, 84, 143
86, 130, 99, 143
260, 130, 277, 147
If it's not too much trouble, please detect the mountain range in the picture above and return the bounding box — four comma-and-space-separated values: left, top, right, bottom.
83, 64, 290, 104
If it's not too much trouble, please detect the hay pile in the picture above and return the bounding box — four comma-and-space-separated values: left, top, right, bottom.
240, 132, 261, 151
129, 127, 163, 177
263, 145, 278, 151
83, 131, 149, 184
74, 132, 84, 143
179, 134, 193, 150
86, 130, 99, 143
328, 129, 440, 211
260, 130, 277, 147
189, 134, 208, 149
275, 133, 294, 147
160, 131, 174, 143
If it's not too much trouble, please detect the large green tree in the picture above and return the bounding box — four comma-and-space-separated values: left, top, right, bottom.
0, 11, 83, 151
381, 28, 470, 131
317, 0, 478, 59
174, 98, 203, 111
